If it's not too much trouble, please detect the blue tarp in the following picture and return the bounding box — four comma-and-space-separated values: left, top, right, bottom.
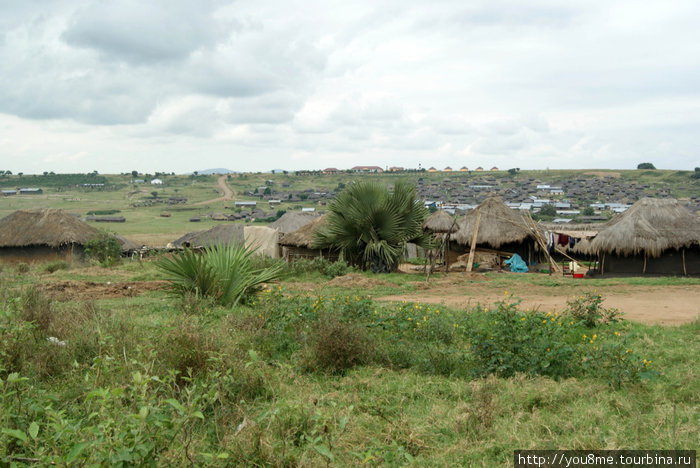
504, 253, 529, 273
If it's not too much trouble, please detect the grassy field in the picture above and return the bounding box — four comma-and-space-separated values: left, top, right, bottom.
2, 168, 698, 247
0, 257, 697, 466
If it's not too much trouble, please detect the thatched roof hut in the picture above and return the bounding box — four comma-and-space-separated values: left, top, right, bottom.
172, 224, 245, 248
0, 208, 100, 248
268, 211, 318, 234
453, 197, 533, 248
280, 215, 327, 248
278, 215, 338, 261
422, 210, 458, 233
584, 198, 700, 258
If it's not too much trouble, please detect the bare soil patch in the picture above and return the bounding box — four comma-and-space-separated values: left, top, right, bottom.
39, 280, 168, 301
377, 281, 700, 325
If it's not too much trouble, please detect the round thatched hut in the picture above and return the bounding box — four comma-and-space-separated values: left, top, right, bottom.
0, 208, 137, 263
279, 215, 339, 262
453, 197, 540, 265
582, 198, 700, 276
267, 211, 318, 234
422, 209, 459, 268
171, 224, 245, 249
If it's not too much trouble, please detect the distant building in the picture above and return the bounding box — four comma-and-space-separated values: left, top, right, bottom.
301, 207, 316, 212
133, 179, 145, 184
19, 188, 42, 195
388, 166, 404, 172
490, 166, 499, 172
443, 166, 453, 172
475, 167, 484, 172
235, 201, 257, 207
2, 190, 16, 196
460, 166, 469, 171
150, 179, 163, 185
351, 166, 383, 173
427, 167, 437, 172
323, 168, 340, 174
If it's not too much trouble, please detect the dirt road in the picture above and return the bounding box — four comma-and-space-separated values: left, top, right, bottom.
191, 176, 233, 206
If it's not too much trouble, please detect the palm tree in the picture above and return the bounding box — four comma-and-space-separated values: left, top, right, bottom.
314, 181, 431, 273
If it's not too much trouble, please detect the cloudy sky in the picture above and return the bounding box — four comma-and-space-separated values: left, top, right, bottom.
1, 0, 698, 174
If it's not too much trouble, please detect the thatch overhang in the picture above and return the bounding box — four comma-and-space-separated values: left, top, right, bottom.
279, 215, 327, 248
422, 210, 458, 233
267, 211, 318, 234
583, 198, 700, 258
453, 197, 534, 248
172, 224, 245, 248
0, 208, 100, 248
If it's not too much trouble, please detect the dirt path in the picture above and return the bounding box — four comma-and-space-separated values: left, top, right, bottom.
191, 176, 233, 206
376, 282, 700, 326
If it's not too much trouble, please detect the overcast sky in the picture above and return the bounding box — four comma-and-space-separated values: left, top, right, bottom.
1, 0, 699, 174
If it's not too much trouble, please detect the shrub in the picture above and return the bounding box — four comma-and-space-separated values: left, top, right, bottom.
16, 263, 29, 274
84, 232, 122, 267
156, 316, 215, 381
305, 315, 369, 374
45, 260, 69, 273
564, 292, 622, 327
467, 300, 579, 379
155, 243, 283, 307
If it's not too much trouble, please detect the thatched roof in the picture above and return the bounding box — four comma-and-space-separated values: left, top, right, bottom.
583, 197, 700, 257
279, 215, 327, 248
453, 197, 534, 248
267, 211, 318, 234
423, 210, 458, 233
0, 208, 101, 248
172, 224, 245, 248
113, 234, 140, 252
539, 223, 602, 239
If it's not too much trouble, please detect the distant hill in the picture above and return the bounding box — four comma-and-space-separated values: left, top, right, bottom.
196, 168, 236, 175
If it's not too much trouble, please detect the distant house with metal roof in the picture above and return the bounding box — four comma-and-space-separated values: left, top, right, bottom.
19, 188, 42, 195
350, 166, 383, 173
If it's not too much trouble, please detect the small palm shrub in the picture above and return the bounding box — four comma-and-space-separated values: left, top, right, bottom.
155, 244, 283, 307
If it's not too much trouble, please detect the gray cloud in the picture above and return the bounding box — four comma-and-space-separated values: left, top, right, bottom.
0, 0, 698, 173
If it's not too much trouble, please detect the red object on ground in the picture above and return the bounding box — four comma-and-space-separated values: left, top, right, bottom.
573, 273, 584, 279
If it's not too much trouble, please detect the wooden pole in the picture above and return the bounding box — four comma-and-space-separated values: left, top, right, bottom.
682, 249, 687, 276
466, 211, 481, 273
643, 254, 647, 274
601, 252, 605, 275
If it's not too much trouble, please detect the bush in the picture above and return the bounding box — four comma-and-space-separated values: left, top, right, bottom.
156, 316, 215, 382
564, 292, 622, 327
467, 300, 579, 379
155, 243, 283, 307
45, 260, 69, 273
16, 263, 29, 274
637, 162, 656, 169
305, 315, 369, 374
84, 232, 122, 267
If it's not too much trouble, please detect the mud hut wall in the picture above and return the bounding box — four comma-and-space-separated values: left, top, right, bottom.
597, 247, 700, 276
0, 245, 85, 264
282, 246, 339, 262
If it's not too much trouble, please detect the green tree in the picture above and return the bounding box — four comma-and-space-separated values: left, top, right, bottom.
151, 191, 158, 199
582, 206, 595, 216
131, 170, 138, 178
637, 162, 656, 169
538, 204, 557, 217
314, 181, 431, 273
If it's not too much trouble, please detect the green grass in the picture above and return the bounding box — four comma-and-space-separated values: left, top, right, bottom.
0, 259, 697, 466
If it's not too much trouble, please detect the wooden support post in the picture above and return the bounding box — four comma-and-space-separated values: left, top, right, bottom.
466, 211, 481, 273
643, 254, 647, 274
601, 252, 605, 275
682, 249, 687, 276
